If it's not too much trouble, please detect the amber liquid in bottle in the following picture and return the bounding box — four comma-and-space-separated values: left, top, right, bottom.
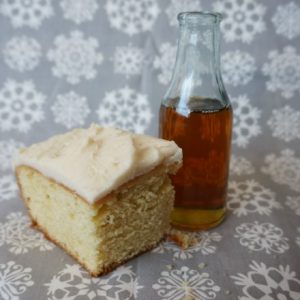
160, 97, 232, 230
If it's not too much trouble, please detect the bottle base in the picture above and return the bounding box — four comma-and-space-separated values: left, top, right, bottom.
171, 207, 226, 231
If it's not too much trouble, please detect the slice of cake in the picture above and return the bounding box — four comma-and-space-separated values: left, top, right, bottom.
14, 124, 182, 276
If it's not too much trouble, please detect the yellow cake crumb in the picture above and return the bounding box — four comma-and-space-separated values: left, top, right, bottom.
167, 228, 199, 249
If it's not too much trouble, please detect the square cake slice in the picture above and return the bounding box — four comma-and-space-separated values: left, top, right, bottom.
14, 124, 182, 276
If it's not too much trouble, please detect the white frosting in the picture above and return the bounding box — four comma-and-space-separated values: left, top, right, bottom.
14, 124, 182, 204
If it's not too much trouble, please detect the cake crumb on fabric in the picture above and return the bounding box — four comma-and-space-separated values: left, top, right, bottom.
198, 262, 207, 269
166, 228, 199, 249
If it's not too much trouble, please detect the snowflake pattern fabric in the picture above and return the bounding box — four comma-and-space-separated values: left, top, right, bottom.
166, 0, 202, 26
227, 180, 281, 216
262, 46, 300, 99
51, 91, 90, 129
231, 95, 261, 148
97, 86, 153, 133
105, 0, 160, 36
234, 222, 289, 254
230, 155, 255, 176
60, 0, 98, 24
113, 44, 145, 78
45, 264, 143, 300
0, 0, 53, 28
296, 228, 300, 248
213, 0, 266, 43
286, 196, 300, 216
232, 261, 300, 300
3, 36, 42, 72
267, 105, 300, 142
0, 226, 5, 247
272, 2, 300, 40
0, 80, 45, 132
222, 50, 256, 86
153, 266, 220, 300
0, 212, 54, 254
0, 175, 18, 203
0, 139, 24, 171
0, 261, 34, 300
47, 31, 103, 84
262, 149, 300, 193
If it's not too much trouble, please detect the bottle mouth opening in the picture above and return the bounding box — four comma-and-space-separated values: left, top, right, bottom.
178, 11, 222, 25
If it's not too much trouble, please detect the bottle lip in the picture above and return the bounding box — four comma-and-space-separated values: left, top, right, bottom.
178, 11, 222, 25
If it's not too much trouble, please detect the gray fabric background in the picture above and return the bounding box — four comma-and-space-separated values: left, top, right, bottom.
0, 0, 300, 299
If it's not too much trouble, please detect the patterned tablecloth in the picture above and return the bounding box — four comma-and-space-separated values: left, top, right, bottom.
0, 0, 300, 299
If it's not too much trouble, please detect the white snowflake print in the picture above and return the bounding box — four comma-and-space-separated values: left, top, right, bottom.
47, 31, 103, 85
232, 261, 300, 300
60, 0, 98, 24
0, 261, 34, 300
0, 0, 53, 28
213, 0, 266, 43
0, 80, 45, 132
231, 95, 261, 148
267, 105, 300, 142
296, 228, 300, 247
286, 196, 300, 216
262, 149, 300, 193
45, 264, 143, 300
221, 50, 256, 86
272, 2, 300, 40
113, 44, 145, 78
3, 36, 42, 72
262, 46, 300, 99
166, 0, 201, 27
230, 155, 255, 176
0, 139, 24, 171
97, 86, 153, 133
0, 175, 18, 203
0, 212, 54, 254
105, 0, 160, 36
153, 266, 220, 300
153, 231, 222, 260
51, 91, 90, 129
154, 43, 177, 85
227, 180, 281, 217
234, 222, 289, 254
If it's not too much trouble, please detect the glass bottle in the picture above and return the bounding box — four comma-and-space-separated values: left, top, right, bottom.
159, 12, 232, 230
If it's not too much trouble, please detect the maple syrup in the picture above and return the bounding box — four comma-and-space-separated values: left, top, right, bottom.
160, 98, 232, 230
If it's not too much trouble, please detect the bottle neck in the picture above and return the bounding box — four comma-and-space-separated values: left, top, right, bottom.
163, 13, 228, 111
177, 21, 221, 76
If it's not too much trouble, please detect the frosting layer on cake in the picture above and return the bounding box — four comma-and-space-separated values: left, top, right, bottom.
14, 124, 182, 203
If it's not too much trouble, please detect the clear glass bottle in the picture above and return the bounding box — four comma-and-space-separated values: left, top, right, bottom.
159, 12, 232, 230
